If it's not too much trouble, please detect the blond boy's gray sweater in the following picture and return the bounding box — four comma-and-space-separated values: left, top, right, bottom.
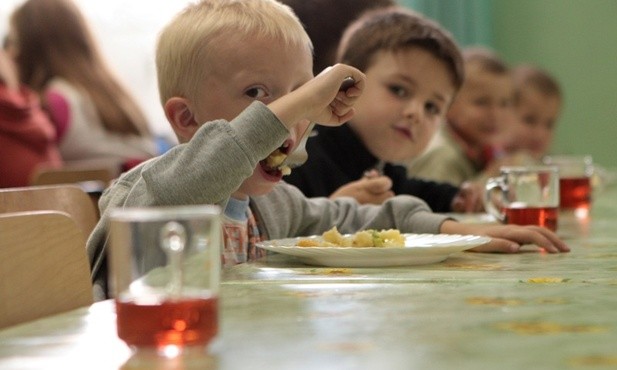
86, 102, 449, 300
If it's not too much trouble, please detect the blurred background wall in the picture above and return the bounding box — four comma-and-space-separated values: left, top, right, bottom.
402, 0, 617, 169
2, 0, 616, 168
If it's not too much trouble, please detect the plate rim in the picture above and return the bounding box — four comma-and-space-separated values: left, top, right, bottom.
255, 233, 491, 267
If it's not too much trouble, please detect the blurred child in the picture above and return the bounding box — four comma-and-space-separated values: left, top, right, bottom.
502, 65, 615, 190
0, 49, 62, 187
284, 7, 483, 213
86, 0, 567, 301
406, 47, 514, 187
500, 64, 562, 160
7, 0, 157, 171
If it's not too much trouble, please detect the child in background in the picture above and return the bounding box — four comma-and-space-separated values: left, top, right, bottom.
406, 47, 514, 187
499, 64, 562, 160
501, 65, 615, 190
0, 49, 62, 187
284, 7, 483, 213
6, 0, 157, 172
86, 0, 567, 301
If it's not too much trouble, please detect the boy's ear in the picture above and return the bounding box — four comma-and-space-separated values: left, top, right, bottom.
164, 97, 199, 142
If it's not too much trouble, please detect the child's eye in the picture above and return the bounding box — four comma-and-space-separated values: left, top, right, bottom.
425, 102, 441, 116
388, 85, 407, 98
523, 114, 537, 126
245, 87, 268, 99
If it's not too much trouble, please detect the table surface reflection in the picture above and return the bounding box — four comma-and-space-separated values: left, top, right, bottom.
2, 188, 617, 370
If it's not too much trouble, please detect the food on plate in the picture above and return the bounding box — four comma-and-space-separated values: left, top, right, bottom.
297, 226, 405, 248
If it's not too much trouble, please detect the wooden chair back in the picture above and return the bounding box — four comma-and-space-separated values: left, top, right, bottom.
0, 211, 93, 329
30, 166, 113, 186
0, 184, 99, 238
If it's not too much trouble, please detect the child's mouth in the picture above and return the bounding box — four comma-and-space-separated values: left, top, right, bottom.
260, 143, 292, 177
394, 126, 413, 140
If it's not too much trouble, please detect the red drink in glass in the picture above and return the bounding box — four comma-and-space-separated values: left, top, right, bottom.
559, 177, 591, 210
505, 206, 558, 231
116, 296, 218, 348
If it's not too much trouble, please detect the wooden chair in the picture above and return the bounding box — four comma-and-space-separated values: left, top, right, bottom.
0, 211, 94, 329
0, 184, 99, 237
31, 166, 113, 186
31, 166, 113, 197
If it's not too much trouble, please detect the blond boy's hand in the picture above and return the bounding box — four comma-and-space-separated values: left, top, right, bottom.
330, 176, 394, 205
268, 63, 366, 130
440, 220, 570, 254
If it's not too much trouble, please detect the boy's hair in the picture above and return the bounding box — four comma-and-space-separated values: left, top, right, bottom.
512, 64, 562, 104
463, 46, 509, 75
156, 0, 312, 106
336, 6, 464, 90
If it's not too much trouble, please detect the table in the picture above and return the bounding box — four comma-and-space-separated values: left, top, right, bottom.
2, 188, 617, 370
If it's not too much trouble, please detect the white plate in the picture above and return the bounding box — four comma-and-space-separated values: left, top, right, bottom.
256, 233, 491, 267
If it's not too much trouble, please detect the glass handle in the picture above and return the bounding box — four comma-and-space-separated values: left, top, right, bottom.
160, 221, 186, 298
485, 177, 507, 223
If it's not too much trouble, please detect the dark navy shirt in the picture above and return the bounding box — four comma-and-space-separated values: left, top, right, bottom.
284, 124, 459, 212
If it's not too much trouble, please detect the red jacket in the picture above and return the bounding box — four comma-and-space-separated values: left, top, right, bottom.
0, 84, 63, 187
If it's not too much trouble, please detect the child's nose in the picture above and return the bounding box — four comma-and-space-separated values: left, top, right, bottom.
403, 101, 422, 124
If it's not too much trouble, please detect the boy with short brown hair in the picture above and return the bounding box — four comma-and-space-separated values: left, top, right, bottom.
285, 7, 485, 212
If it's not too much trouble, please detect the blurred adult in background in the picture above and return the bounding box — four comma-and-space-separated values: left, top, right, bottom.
5, 0, 157, 172
0, 49, 62, 187
279, 0, 395, 76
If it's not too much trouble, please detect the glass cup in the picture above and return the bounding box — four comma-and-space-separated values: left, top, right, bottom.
484, 166, 560, 231
108, 205, 222, 353
543, 155, 594, 212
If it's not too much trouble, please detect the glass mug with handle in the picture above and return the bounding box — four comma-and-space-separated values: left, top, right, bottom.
543, 154, 594, 213
484, 166, 560, 231
108, 205, 222, 353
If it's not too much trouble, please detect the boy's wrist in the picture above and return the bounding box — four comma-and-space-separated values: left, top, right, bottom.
267, 89, 307, 131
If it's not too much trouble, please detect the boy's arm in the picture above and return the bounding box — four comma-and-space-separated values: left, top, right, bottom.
254, 183, 568, 255
135, 102, 289, 206
87, 102, 290, 298
253, 182, 449, 241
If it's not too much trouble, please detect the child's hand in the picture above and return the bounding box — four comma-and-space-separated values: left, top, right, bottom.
268, 63, 366, 130
330, 176, 394, 205
440, 220, 570, 254
450, 181, 485, 213
308, 64, 366, 125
